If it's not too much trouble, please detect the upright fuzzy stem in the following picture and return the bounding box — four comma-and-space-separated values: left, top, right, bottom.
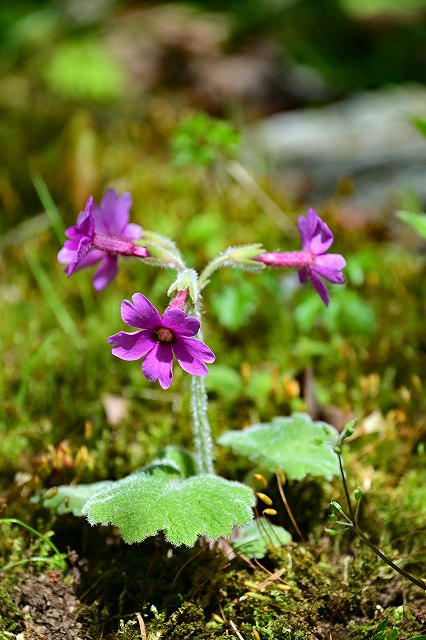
190, 375, 214, 475
189, 279, 215, 475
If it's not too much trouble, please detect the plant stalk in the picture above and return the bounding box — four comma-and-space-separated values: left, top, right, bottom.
189, 279, 214, 475
190, 375, 214, 475
337, 451, 425, 591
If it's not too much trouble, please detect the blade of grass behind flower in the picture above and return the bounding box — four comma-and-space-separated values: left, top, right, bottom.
32, 173, 95, 315
32, 173, 65, 242
25, 250, 82, 349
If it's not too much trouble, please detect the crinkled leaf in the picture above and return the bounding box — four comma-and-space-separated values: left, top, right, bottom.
40, 481, 115, 516
83, 474, 255, 547
218, 412, 339, 480
231, 520, 291, 559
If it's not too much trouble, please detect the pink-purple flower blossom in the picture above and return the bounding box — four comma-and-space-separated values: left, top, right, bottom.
297, 208, 346, 305
256, 208, 346, 305
107, 294, 216, 390
58, 190, 148, 291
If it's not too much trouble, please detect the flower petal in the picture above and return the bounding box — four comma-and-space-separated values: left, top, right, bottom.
92, 256, 118, 291
93, 190, 130, 234
298, 267, 308, 284
142, 343, 173, 389
121, 294, 162, 329
161, 309, 200, 336
310, 270, 330, 306
309, 222, 334, 254
299, 209, 334, 254
314, 254, 346, 283
108, 330, 155, 361
57, 246, 75, 265
297, 215, 309, 248
75, 249, 104, 269
124, 222, 142, 240
172, 337, 215, 376
67, 237, 93, 276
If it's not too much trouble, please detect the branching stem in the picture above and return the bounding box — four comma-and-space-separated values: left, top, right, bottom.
336, 449, 425, 592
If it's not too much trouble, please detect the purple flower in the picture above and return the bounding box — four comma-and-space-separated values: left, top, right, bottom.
58, 190, 146, 291
107, 294, 216, 390
256, 208, 346, 305
297, 208, 346, 305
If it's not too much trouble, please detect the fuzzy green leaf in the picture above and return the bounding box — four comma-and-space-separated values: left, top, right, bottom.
218, 412, 339, 480
146, 446, 197, 478
83, 474, 255, 547
40, 481, 115, 516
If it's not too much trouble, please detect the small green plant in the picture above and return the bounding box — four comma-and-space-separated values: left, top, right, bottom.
327, 422, 426, 592
171, 112, 241, 168
41, 178, 346, 548
0, 518, 66, 573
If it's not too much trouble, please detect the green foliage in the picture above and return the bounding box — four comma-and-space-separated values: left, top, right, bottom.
83, 472, 255, 546
40, 446, 198, 516
115, 620, 139, 639
340, 0, 426, 17
211, 277, 259, 330
348, 613, 426, 640
146, 445, 198, 478
43, 39, 125, 102
370, 616, 399, 640
218, 413, 339, 480
40, 481, 115, 517
230, 520, 291, 558
295, 288, 377, 337
171, 112, 241, 168
396, 210, 426, 239
0, 519, 66, 573
412, 115, 426, 138
205, 364, 243, 401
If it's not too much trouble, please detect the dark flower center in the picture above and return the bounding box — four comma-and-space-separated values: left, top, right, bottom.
153, 326, 176, 345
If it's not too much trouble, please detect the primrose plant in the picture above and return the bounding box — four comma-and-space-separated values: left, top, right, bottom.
46, 160, 346, 548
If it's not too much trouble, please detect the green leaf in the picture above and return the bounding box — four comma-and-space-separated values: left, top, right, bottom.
218, 412, 339, 480
83, 474, 255, 547
40, 481, 115, 516
146, 446, 197, 478
396, 210, 426, 239
374, 616, 389, 633
230, 520, 291, 559
39, 449, 196, 517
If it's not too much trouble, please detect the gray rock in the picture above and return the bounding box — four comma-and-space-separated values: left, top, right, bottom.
251, 84, 426, 205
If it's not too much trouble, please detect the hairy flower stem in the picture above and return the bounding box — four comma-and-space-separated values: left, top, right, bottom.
337, 450, 425, 591
198, 254, 228, 290
188, 278, 215, 475
190, 375, 214, 475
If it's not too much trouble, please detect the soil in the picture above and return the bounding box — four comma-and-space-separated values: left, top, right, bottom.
13, 571, 83, 640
